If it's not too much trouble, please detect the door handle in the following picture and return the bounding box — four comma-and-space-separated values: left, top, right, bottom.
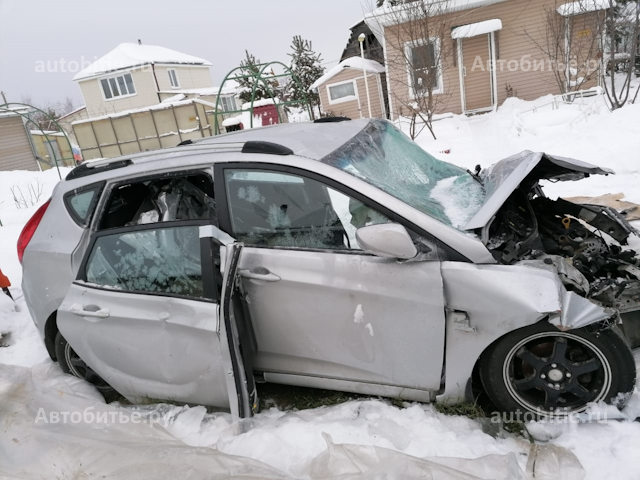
69, 304, 110, 318
239, 268, 281, 282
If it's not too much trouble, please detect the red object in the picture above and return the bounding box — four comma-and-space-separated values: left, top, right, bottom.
0, 269, 10, 288
17, 200, 50, 264
253, 104, 280, 126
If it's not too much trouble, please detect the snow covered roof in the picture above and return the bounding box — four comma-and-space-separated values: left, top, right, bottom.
310, 57, 386, 90
365, 0, 508, 32
30, 130, 66, 136
222, 116, 243, 127
557, 0, 613, 16
73, 43, 212, 81
241, 97, 281, 110
161, 94, 186, 103
0, 105, 34, 119
451, 19, 502, 39
58, 105, 86, 120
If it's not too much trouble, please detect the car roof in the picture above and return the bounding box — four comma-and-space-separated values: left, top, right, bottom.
197, 118, 370, 160
66, 119, 371, 181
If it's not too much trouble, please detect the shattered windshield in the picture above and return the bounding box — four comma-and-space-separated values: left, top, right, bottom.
322, 120, 485, 230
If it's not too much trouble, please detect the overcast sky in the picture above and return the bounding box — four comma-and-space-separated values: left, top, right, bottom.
0, 0, 371, 109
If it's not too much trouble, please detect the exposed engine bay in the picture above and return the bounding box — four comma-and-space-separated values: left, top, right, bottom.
486, 185, 640, 348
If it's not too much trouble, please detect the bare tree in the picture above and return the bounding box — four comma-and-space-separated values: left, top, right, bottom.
19, 95, 65, 131
61, 97, 76, 115
381, 0, 455, 139
603, 0, 640, 108
524, 0, 605, 94
11, 180, 44, 209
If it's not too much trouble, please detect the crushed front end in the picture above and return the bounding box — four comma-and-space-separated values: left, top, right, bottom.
469, 151, 640, 349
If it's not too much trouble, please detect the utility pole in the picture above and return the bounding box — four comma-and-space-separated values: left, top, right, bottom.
1, 91, 7, 104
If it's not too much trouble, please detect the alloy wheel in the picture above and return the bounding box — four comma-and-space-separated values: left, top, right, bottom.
502, 331, 612, 414
64, 343, 112, 390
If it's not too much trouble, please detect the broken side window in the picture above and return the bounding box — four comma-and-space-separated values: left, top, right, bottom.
99, 172, 215, 230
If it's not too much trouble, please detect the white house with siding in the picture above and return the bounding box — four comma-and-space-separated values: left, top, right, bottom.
72, 43, 214, 118
68, 43, 250, 160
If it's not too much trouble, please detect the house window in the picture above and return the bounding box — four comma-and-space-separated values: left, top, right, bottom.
327, 80, 357, 104
168, 69, 180, 88
100, 73, 136, 100
220, 96, 237, 112
405, 38, 442, 96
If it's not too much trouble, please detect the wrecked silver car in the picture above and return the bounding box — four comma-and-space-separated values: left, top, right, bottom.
20, 118, 637, 418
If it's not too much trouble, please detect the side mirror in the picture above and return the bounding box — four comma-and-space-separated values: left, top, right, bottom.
355, 223, 417, 259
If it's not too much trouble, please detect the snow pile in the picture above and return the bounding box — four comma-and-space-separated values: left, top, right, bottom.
0, 169, 68, 368
405, 92, 640, 206
0, 362, 586, 479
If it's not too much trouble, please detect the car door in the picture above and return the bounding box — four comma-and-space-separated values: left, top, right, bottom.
57, 170, 257, 415
215, 164, 447, 393
218, 237, 258, 418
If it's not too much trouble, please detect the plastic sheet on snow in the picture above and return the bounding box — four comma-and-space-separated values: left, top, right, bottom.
0, 363, 585, 479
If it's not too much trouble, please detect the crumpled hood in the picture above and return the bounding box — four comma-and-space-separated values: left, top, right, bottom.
464, 151, 613, 230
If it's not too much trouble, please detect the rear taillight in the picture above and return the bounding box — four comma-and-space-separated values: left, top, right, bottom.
17, 200, 51, 264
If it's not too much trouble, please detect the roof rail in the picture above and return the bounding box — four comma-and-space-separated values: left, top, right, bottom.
65, 140, 292, 180
241, 141, 293, 156
66, 159, 133, 180
314, 116, 352, 123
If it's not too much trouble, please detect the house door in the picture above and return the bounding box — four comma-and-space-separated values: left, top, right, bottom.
461, 34, 494, 113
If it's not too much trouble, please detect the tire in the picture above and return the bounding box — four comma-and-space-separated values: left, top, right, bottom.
480, 322, 636, 416
55, 332, 116, 394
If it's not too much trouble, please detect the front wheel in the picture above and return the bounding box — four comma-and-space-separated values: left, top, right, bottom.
55, 332, 115, 394
480, 323, 636, 416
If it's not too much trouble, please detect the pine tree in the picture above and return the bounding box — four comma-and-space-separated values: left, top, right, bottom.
236, 50, 280, 105
286, 36, 325, 119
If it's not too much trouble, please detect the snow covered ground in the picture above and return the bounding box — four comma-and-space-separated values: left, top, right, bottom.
1, 91, 640, 479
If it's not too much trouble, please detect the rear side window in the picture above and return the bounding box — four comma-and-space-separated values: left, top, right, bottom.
64, 182, 104, 227
99, 172, 215, 230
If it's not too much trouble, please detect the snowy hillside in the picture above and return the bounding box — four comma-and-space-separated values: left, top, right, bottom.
1, 93, 640, 479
